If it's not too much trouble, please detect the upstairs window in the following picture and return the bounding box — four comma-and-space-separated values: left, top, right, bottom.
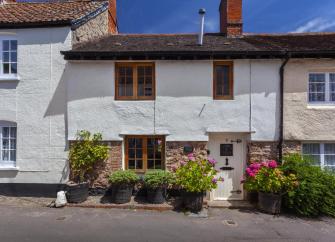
115, 63, 155, 100
125, 136, 165, 172
309, 73, 335, 104
214, 61, 234, 100
0, 124, 17, 168
303, 143, 335, 172
1, 40, 17, 76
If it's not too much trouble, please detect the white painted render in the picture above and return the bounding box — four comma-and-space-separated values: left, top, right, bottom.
66, 59, 282, 142
0, 27, 71, 184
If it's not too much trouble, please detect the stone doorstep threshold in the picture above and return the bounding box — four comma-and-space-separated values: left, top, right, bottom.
207, 200, 255, 209
66, 203, 175, 212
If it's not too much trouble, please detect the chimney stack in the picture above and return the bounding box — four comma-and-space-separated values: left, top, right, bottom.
220, 0, 243, 37
108, 0, 118, 34
198, 8, 206, 45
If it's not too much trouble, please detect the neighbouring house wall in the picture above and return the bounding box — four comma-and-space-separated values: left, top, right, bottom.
66, 59, 281, 144
72, 10, 108, 45
0, 27, 71, 184
248, 142, 278, 162
284, 59, 335, 141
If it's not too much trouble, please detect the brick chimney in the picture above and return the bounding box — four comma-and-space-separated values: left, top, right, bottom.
220, 0, 243, 37
108, 0, 118, 34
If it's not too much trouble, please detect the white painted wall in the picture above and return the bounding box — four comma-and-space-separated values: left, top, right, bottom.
66, 60, 281, 142
0, 27, 71, 184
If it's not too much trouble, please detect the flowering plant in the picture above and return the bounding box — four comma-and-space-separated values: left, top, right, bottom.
175, 154, 223, 193
242, 160, 297, 194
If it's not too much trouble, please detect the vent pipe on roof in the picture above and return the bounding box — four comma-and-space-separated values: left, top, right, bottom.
198, 8, 206, 45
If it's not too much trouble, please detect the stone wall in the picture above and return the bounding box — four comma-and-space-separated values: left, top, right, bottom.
165, 141, 208, 171
72, 11, 109, 45
248, 142, 279, 162
283, 141, 302, 156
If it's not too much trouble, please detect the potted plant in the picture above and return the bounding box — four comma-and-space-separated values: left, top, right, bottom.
175, 154, 223, 212
109, 170, 139, 204
144, 170, 175, 204
242, 162, 261, 204
67, 130, 109, 203
243, 160, 297, 214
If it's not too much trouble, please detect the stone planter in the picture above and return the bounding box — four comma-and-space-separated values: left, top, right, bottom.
147, 187, 165, 204
182, 191, 204, 213
112, 184, 133, 204
66, 182, 89, 203
246, 191, 259, 204
258, 192, 282, 214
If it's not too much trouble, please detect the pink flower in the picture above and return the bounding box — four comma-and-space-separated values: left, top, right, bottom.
240, 178, 246, 184
208, 157, 217, 165
268, 160, 278, 169
180, 161, 187, 166
212, 178, 218, 184
187, 153, 195, 161
171, 165, 178, 172
261, 161, 269, 168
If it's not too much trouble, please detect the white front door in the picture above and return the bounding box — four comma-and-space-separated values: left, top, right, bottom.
208, 133, 246, 200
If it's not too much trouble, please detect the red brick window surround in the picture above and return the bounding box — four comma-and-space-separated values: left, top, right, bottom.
213, 61, 234, 100
125, 136, 165, 173
115, 62, 155, 100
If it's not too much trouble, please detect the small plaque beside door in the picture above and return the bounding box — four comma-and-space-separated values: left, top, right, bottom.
220, 144, 233, 156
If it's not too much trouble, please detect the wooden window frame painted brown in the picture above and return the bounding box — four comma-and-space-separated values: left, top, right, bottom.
213, 61, 234, 100
115, 62, 156, 101
125, 135, 165, 173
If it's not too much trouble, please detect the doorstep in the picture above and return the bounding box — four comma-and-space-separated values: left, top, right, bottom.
207, 200, 255, 209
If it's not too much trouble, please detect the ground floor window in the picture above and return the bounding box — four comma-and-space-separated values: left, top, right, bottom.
125, 136, 165, 172
0, 125, 17, 167
302, 143, 335, 172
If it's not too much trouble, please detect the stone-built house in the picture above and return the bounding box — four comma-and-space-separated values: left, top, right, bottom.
1, 0, 334, 201
0, 0, 117, 196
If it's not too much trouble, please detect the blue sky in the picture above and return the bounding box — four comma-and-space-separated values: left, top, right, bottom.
118, 0, 335, 34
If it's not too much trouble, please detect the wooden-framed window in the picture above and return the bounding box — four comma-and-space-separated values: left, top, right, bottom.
213, 61, 234, 100
115, 62, 155, 100
125, 136, 165, 172
308, 73, 335, 104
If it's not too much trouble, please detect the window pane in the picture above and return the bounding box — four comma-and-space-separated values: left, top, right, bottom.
2, 139, 9, 149
10, 52, 17, 62
148, 160, 154, 169
128, 138, 136, 148
215, 65, 231, 96
10, 127, 16, 138
136, 160, 143, 169
135, 138, 142, 148
147, 148, 154, 159
10, 40, 17, 51
2, 127, 9, 138
128, 149, 135, 159
155, 160, 162, 169
325, 144, 335, 154
325, 155, 335, 166
137, 66, 153, 97
2, 151, 9, 161
128, 160, 135, 169
10, 150, 16, 162
11, 64, 17, 74
309, 74, 326, 102
136, 149, 143, 159
330, 74, 335, 102
3, 63, 9, 74
118, 66, 133, 97
10, 139, 16, 150
302, 144, 321, 165
3, 40, 9, 51
3, 52, 9, 62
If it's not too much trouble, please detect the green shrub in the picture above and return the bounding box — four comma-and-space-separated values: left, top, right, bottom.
282, 154, 335, 217
69, 130, 109, 183
109, 170, 139, 185
175, 154, 221, 193
144, 170, 175, 189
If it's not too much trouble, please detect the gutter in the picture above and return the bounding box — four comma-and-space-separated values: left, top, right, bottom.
278, 55, 290, 162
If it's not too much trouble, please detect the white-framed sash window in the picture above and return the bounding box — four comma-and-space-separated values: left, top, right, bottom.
302, 143, 335, 172
0, 124, 17, 168
309, 73, 335, 104
0, 37, 18, 79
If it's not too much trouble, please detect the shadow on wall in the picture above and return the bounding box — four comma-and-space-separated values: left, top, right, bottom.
0, 170, 18, 179
0, 80, 19, 90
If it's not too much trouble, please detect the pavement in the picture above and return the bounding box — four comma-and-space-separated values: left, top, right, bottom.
0, 203, 335, 242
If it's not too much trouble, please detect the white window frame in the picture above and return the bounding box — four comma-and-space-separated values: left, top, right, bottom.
308, 72, 335, 105
0, 124, 17, 168
302, 143, 335, 171
0, 36, 18, 80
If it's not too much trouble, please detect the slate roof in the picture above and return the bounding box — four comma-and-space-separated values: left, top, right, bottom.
62, 32, 335, 60
0, 0, 108, 28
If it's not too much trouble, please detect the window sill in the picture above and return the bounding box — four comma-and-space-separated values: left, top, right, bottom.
307, 104, 335, 109
0, 167, 19, 171
0, 75, 20, 82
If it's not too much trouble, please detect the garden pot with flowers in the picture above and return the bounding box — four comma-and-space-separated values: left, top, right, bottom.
175, 154, 223, 213
108, 170, 139, 204
144, 170, 175, 204
242, 160, 297, 214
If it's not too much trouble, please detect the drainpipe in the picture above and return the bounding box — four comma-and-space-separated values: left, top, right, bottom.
278, 56, 290, 162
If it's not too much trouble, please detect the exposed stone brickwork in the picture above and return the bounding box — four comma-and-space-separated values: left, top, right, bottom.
89, 141, 122, 188
72, 11, 109, 45
108, 0, 118, 34
220, 0, 243, 36
165, 141, 208, 171
248, 142, 279, 162
283, 141, 302, 156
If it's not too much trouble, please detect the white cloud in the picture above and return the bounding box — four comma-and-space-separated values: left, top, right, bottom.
205, 19, 218, 32
293, 17, 335, 33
